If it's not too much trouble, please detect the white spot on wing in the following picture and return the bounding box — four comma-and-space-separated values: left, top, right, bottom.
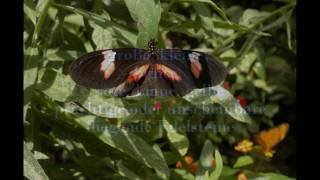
188, 52, 201, 64
100, 50, 116, 71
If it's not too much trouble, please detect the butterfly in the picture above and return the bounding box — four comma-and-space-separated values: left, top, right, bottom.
69, 39, 227, 97
255, 123, 289, 158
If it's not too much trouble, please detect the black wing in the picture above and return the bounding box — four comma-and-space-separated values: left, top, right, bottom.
159, 49, 227, 95
69, 48, 148, 90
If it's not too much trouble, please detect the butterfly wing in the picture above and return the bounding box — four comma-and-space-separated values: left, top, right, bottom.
158, 49, 227, 96
69, 48, 149, 94
255, 123, 289, 152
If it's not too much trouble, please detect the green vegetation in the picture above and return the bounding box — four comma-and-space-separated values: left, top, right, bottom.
24, 0, 296, 179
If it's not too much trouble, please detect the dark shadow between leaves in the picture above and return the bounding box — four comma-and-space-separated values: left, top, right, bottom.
24, 84, 36, 106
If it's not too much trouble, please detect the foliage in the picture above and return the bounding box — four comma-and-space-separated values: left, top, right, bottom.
24, 0, 296, 179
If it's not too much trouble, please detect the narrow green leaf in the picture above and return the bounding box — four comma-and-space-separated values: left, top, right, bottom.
24, 142, 49, 180
285, 10, 293, 50
233, 155, 254, 168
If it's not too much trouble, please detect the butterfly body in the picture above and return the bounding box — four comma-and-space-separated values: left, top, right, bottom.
69, 39, 227, 97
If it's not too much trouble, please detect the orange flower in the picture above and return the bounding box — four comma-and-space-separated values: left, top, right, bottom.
175, 161, 183, 168
176, 156, 217, 175
175, 156, 193, 168
184, 156, 193, 165
189, 163, 198, 174
234, 139, 253, 153
175, 156, 198, 174
237, 172, 248, 180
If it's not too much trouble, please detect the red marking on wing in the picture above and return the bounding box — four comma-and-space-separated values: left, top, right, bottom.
190, 59, 202, 79
127, 64, 150, 83
155, 64, 182, 81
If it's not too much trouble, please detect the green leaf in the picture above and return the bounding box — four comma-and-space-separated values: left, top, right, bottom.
264, 104, 280, 118
24, 47, 39, 105
36, 68, 133, 118
152, 144, 168, 179
193, 3, 214, 30
24, 142, 49, 180
167, 0, 230, 23
172, 169, 195, 180
220, 166, 239, 178
209, 149, 223, 180
163, 151, 181, 165
238, 50, 257, 73
24, 0, 37, 25
253, 79, 275, 93
64, 14, 85, 27
116, 161, 141, 180
184, 86, 252, 124
34, 91, 169, 178
233, 155, 254, 168
195, 140, 214, 180
45, 49, 82, 61
74, 115, 170, 178
163, 115, 189, 156
53, 2, 137, 47
253, 61, 266, 80
24, 0, 51, 119
199, 140, 214, 168
91, 21, 113, 49
24, 4, 48, 78
124, 0, 161, 48
239, 9, 269, 27
33, 151, 49, 160
165, 21, 203, 38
